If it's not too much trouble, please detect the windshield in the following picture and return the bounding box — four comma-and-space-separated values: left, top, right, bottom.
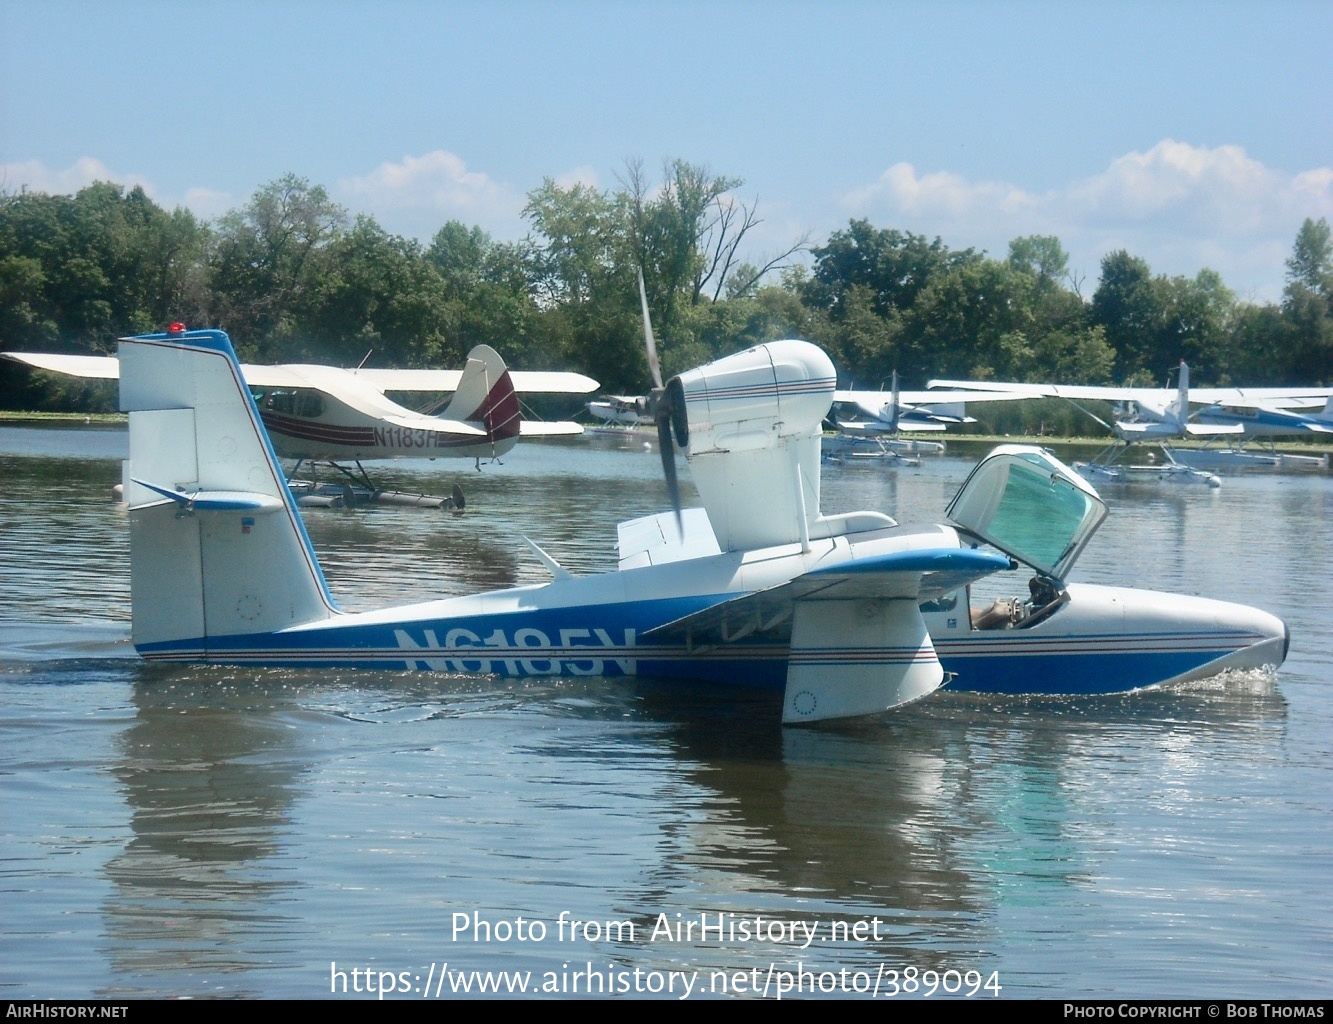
945, 446, 1106, 581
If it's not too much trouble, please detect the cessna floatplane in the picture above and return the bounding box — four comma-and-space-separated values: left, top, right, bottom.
825, 372, 1030, 465
114, 324, 1288, 724
931, 364, 1333, 485
3, 343, 598, 508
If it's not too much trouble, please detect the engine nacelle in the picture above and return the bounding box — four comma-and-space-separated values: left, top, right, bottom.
674, 340, 836, 456
671, 341, 836, 552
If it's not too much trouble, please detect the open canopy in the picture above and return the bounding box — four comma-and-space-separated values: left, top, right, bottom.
945, 445, 1107, 583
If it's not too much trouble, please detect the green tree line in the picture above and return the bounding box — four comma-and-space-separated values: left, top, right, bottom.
2, 165, 1330, 424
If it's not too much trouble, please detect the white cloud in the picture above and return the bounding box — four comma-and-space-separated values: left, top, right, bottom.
1, 157, 151, 197
552, 165, 600, 191
839, 140, 1333, 301
180, 186, 236, 222
845, 164, 1034, 219
0, 158, 238, 222
338, 150, 526, 240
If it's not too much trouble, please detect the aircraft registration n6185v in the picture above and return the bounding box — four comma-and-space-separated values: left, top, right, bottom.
118, 326, 1288, 724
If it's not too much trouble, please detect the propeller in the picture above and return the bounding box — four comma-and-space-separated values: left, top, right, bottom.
638, 269, 687, 530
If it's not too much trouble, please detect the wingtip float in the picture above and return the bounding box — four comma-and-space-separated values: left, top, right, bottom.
117, 327, 1289, 725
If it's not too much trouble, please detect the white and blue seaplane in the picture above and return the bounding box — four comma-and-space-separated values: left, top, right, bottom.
118, 326, 1289, 724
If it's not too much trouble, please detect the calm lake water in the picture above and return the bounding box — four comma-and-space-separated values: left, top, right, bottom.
1, 425, 1330, 999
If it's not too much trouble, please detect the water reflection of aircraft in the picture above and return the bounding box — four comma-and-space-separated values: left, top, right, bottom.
114, 324, 1287, 724
2, 345, 598, 465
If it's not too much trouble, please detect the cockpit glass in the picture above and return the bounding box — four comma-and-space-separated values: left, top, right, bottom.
946, 448, 1107, 581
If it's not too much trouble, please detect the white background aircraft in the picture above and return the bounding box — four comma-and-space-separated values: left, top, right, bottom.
832, 372, 1030, 435
1195, 395, 1333, 437
3, 341, 598, 464
929, 363, 1333, 441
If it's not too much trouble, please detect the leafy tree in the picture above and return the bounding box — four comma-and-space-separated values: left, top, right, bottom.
206, 174, 347, 357
1090, 250, 1162, 379
1154, 269, 1234, 381
805, 221, 963, 322
1281, 217, 1333, 382
301, 215, 452, 367
903, 256, 1029, 382
1286, 217, 1333, 296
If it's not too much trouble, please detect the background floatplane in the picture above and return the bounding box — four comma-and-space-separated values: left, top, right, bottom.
932, 362, 1333, 485
114, 325, 1288, 723
4, 339, 598, 508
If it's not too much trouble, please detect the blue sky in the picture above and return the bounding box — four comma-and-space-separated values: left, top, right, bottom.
3, 0, 1330, 301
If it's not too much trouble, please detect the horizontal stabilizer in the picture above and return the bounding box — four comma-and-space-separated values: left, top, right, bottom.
518, 421, 584, 436
1183, 422, 1245, 437
131, 478, 285, 513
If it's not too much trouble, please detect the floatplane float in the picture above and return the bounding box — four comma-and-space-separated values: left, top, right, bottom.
116, 326, 1288, 723
1075, 441, 1222, 488
820, 433, 922, 467
4, 340, 598, 509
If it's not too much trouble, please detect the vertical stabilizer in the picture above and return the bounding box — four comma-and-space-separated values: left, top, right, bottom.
1168, 360, 1190, 426
441, 345, 520, 456
119, 328, 337, 653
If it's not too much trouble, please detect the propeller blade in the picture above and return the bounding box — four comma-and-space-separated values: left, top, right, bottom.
656, 402, 682, 533
638, 268, 663, 390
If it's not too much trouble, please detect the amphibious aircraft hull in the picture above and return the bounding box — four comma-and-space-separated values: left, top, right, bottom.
132, 531, 1287, 698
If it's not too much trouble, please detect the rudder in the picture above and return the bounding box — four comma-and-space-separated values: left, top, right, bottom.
119, 328, 337, 654
441, 345, 520, 455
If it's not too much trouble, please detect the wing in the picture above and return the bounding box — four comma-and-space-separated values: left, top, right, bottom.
645, 546, 1012, 648
926, 378, 1169, 403
3, 352, 599, 395
644, 546, 1012, 724
834, 388, 1033, 406
2, 352, 120, 378
930, 378, 1333, 406
352, 367, 599, 394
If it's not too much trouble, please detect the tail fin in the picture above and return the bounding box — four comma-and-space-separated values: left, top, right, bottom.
1168, 360, 1190, 425
888, 369, 900, 432
441, 345, 520, 456
119, 328, 336, 655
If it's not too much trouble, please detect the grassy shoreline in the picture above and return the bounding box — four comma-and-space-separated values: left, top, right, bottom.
3, 411, 1329, 458
0, 411, 127, 425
